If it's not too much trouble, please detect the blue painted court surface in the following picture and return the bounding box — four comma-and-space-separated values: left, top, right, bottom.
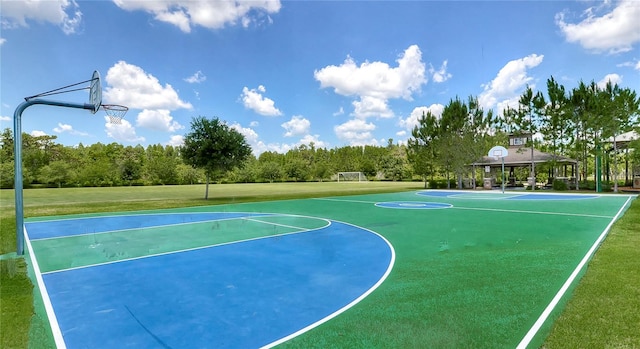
375, 201, 453, 209
26, 212, 270, 240
29, 214, 394, 348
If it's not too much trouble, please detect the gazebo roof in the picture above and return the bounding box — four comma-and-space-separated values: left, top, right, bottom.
472, 147, 577, 167
605, 130, 639, 149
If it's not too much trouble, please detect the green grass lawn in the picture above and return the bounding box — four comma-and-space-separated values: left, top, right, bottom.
1, 183, 638, 348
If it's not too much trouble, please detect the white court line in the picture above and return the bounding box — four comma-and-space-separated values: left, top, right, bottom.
30, 214, 271, 242
24, 228, 67, 349
26, 212, 269, 241
314, 197, 614, 219
516, 195, 635, 349
243, 217, 316, 231
452, 206, 614, 219
448, 193, 521, 200
42, 215, 331, 275
312, 197, 376, 204
260, 218, 396, 349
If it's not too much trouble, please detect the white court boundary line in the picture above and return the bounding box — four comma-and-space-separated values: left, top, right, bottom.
31, 212, 394, 349
452, 206, 613, 219
40, 214, 331, 275
418, 189, 602, 200
260, 219, 395, 349
30, 214, 273, 242
24, 229, 67, 349
314, 197, 614, 219
516, 195, 635, 348
25, 211, 263, 224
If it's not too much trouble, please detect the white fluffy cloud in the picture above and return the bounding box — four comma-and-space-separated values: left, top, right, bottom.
0, 0, 82, 34
105, 117, 145, 143
184, 71, 206, 84
113, 0, 281, 33
281, 115, 310, 137
136, 109, 184, 132
556, 0, 640, 54
429, 60, 452, 83
399, 104, 445, 131
230, 122, 271, 155
104, 61, 193, 111
230, 122, 260, 145
53, 122, 88, 136
167, 135, 184, 147
230, 122, 327, 156
241, 85, 283, 116
298, 134, 327, 149
30, 130, 47, 137
352, 96, 394, 119
597, 73, 623, 88
334, 118, 377, 146
478, 54, 544, 111
617, 60, 640, 71
315, 45, 427, 119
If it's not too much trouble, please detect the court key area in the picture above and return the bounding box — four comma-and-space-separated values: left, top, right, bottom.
25, 190, 635, 348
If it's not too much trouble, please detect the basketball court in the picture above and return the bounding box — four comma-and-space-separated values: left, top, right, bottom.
24, 190, 635, 348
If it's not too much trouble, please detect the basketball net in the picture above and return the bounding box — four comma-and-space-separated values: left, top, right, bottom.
102, 104, 128, 124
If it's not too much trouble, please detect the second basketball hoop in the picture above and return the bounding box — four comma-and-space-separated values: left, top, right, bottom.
102, 104, 128, 124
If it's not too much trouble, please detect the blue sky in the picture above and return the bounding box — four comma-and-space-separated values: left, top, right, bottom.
1, 0, 639, 155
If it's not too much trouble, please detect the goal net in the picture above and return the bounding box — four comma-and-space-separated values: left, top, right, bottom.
337, 172, 368, 182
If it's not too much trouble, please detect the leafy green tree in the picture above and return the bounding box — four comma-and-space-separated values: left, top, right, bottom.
39, 160, 75, 188
118, 145, 145, 184
516, 86, 546, 184
381, 144, 411, 181
259, 161, 283, 183
311, 148, 333, 181
228, 156, 258, 183
408, 110, 439, 188
21, 133, 59, 185
75, 143, 119, 186
0, 160, 14, 188
285, 158, 310, 181
540, 76, 572, 178
438, 97, 492, 188
176, 163, 204, 184
181, 116, 252, 199
0, 128, 14, 162
145, 144, 179, 185
599, 81, 640, 191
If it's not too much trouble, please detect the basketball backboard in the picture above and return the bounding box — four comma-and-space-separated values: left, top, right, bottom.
89, 70, 102, 114
488, 145, 508, 160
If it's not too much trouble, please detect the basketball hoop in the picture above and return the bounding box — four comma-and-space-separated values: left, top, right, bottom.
102, 104, 128, 124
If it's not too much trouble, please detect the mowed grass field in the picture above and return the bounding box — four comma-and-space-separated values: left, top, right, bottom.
1, 183, 639, 348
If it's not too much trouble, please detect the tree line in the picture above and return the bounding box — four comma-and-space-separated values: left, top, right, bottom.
0, 128, 415, 189
1, 76, 638, 191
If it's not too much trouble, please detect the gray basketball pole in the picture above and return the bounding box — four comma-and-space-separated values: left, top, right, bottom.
13, 99, 96, 255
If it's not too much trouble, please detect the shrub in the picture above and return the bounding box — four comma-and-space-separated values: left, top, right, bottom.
553, 179, 568, 191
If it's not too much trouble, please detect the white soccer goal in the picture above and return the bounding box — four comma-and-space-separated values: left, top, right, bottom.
337, 172, 368, 182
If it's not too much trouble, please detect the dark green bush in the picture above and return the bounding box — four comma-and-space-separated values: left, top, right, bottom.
552, 179, 568, 191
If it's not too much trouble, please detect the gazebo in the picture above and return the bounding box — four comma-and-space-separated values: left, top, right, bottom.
472, 134, 578, 189
605, 130, 639, 189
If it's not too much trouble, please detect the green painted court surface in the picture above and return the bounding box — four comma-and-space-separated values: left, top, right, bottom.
26, 190, 635, 348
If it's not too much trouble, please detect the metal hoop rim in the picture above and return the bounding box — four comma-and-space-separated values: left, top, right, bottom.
101, 104, 129, 112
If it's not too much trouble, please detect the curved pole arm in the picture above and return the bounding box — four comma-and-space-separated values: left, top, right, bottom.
14, 99, 95, 255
